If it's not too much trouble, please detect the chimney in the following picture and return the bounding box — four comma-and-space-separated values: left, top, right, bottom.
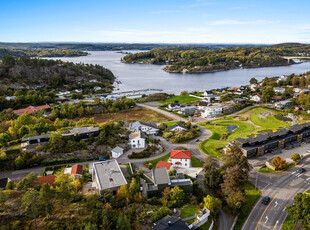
168, 221, 171, 226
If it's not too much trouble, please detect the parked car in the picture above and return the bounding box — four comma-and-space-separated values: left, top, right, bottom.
262, 196, 270, 205
98, 157, 106, 161
195, 139, 200, 142
297, 168, 306, 173
307, 149, 310, 153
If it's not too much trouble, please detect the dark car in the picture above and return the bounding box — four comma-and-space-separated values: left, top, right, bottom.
262, 196, 270, 205
195, 139, 200, 142
297, 168, 306, 173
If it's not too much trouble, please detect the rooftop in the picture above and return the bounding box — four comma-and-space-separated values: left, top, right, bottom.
71, 164, 83, 175
170, 150, 191, 159
35, 175, 56, 188
93, 160, 127, 191
13, 105, 51, 116
129, 130, 145, 139
157, 161, 172, 170
152, 215, 189, 230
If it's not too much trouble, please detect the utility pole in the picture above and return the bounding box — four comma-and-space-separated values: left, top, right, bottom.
255, 171, 258, 190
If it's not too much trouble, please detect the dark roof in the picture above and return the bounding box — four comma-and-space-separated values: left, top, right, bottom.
0, 178, 9, 189
268, 129, 289, 137
235, 138, 248, 144
152, 215, 189, 230
289, 124, 304, 132
198, 101, 208, 106
205, 90, 214, 94
22, 134, 50, 142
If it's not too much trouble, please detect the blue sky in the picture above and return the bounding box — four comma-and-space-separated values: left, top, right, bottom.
1, 0, 310, 44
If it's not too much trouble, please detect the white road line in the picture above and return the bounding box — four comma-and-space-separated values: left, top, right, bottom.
298, 174, 303, 177
291, 171, 296, 174
283, 208, 286, 212
274, 201, 278, 207
275, 220, 279, 227
306, 177, 310, 181
265, 216, 268, 224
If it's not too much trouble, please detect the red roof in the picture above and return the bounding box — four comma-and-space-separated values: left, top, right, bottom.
71, 164, 83, 175
170, 150, 191, 159
35, 175, 56, 188
13, 105, 51, 116
157, 161, 172, 170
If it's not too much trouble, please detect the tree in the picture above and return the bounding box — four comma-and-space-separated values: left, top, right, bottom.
5, 180, 15, 190
16, 172, 37, 191
0, 188, 6, 203
286, 192, 310, 229
129, 178, 139, 198
170, 186, 185, 207
0, 132, 11, 144
39, 183, 54, 200
14, 156, 25, 169
291, 153, 301, 162
272, 156, 288, 171
49, 132, 65, 153
203, 195, 222, 218
116, 214, 131, 230
116, 184, 129, 207
55, 173, 73, 202
161, 187, 171, 206
21, 190, 44, 229
221, 166, 246, 214
180, 90, 188, 96
223, 144, 251, 180
249, 77, 258, 84
261, 87, 275, 103
203, 155, 222, 189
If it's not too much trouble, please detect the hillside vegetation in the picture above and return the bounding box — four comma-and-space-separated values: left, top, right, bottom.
122, 43, 310, 73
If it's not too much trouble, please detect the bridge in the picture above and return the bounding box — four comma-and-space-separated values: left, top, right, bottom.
282, 56, 310, 63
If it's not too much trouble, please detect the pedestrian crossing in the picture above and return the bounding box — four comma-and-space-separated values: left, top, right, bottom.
291, 170, 310, 184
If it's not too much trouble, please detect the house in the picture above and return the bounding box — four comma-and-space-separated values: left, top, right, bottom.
129, 130, 146, 148
89, 79, 98, 83
204, 95, 221, 103
250, 94, 262, 103
35, 175, 56, 188
0, 178, 11, 189
168, 124, 188, 132
203, 90, 214, 96
250, 84, 259, 91
111, 146, 124, 158
201, 106, 223, 118
152, 215, 190, 230
233, 98, 246, 104
75, 89, 83, 93
168, 150, 191, 168
13, 105, 51, 116
215, 88, 226, 93
5, 96, 16, 101
130, 121, 159, 135
197, 101, 208, 110
273, 87, 285, 94
64, 164, 83, 180
56, 91, 71, 96
144, 167, 193, 198
166, 103, 183, 111
92, 160, 127, 193
156, 161, 173, 170
179, 106, 197, 115
94, 86, 102, 91
277, 75, 287, 83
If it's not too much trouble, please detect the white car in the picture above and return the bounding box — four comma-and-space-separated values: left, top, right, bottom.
307, 149, 310, 153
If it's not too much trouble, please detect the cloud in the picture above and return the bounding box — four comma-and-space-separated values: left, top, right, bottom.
210, 19, 280, 26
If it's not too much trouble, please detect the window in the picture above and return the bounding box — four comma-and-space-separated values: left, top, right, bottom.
185, 164, 187, 166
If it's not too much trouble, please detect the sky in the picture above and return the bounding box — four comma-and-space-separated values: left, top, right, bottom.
1, 0, 310, 44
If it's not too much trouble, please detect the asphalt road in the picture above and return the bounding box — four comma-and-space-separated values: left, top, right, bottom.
243, 157, 310, 230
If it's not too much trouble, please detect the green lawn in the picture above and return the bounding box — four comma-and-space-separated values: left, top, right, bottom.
164, 121, 179, 127
180, 204, 200, 220
258, 163, 295, 173
191, 156, 203, 167
198, 220, 213, 230
234, 181, 262, 230
143, 152, 170, 168
161, 94, 199, 104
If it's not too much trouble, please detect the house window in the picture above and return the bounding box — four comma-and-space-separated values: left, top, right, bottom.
185, 164, 187, 166
133, 140, 135, 143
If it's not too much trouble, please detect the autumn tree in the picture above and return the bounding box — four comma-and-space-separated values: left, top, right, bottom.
55, 172, 73, 202
116, 184, 129, 207
291, 153, 301, 162
129, 177, 140, 198
272, 156, 288, 171
170, 186, 185, 208
203, 195, 222, 218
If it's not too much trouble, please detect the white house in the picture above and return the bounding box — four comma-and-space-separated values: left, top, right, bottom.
75, 89, 83, 93
130, 121, 159, 135
166, 103, 183, 111
273, 87, 285, 94
204, 95, 221, 103
129, 130, 146, 149
94, 86, 102, 91
111, 146, 124, 158
168, 124, 188, 132
250, 94, 262, 102
277, 75, 287, 83
89, 79, 98, 83
201, 106, 222, 118
64, 164, 83, 180
5, 96, 16, 101
203, 90, 214, 97
168, 150, 191, 168
250, 84, 259, 91
56, 91, 71, 96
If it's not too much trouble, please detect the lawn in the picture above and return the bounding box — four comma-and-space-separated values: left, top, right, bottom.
234, 181, 262, 230
161, 94, 199, 104
88, 106, 173, 123
258, 163, 296, 173
143, 152, 171, 168
179, 204, 200, 220
164, 121, 179, 127
191, 156, 204, 167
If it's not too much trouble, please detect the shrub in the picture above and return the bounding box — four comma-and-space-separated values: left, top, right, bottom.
150, 206, 172, 222
272, 156, 288, 171
275, 114, 292, 121
291, 153, 301, 162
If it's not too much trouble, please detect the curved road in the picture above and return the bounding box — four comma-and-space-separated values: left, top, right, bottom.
243, 157, 310, 230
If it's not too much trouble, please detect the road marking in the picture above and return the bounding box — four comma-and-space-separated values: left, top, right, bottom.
274, 201, 278, 207
306, 177, 310, 181
298, 174, 303, 177
283, 207, 286, 212
275, 220, 279, 227
291, 171, 296, 174
265, 216, 268, 224
255, 194, 278, 230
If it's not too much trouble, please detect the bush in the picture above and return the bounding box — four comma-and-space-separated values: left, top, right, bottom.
150, 207, 172, 222
275, 114, 292, 121
272, 156, 288, 171
291, 153, 301, 162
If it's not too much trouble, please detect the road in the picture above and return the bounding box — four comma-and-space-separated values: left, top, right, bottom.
243, 157, 310, 230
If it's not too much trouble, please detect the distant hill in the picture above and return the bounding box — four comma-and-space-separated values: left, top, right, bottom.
0, 56, 115, 89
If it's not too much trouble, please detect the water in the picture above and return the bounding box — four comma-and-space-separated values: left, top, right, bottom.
48, 51, 310, 94
227, 125, 238, 133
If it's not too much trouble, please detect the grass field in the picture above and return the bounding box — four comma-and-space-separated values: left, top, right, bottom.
164, 121, 179, 127
161, 94, 199, 104
198, 107, 292, 158
234, 181, 262, 230
89, 106, 173, 123
143, 152, 171, 168
180, 204, 200, 222
191, 156, 204, 167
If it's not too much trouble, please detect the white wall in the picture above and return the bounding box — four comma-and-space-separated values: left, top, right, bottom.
169, 158, 191, 167
130, 137, 145, 148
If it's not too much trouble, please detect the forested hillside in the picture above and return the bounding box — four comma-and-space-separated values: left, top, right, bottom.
122, 43, 310, 73
0, 56, 115, 89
